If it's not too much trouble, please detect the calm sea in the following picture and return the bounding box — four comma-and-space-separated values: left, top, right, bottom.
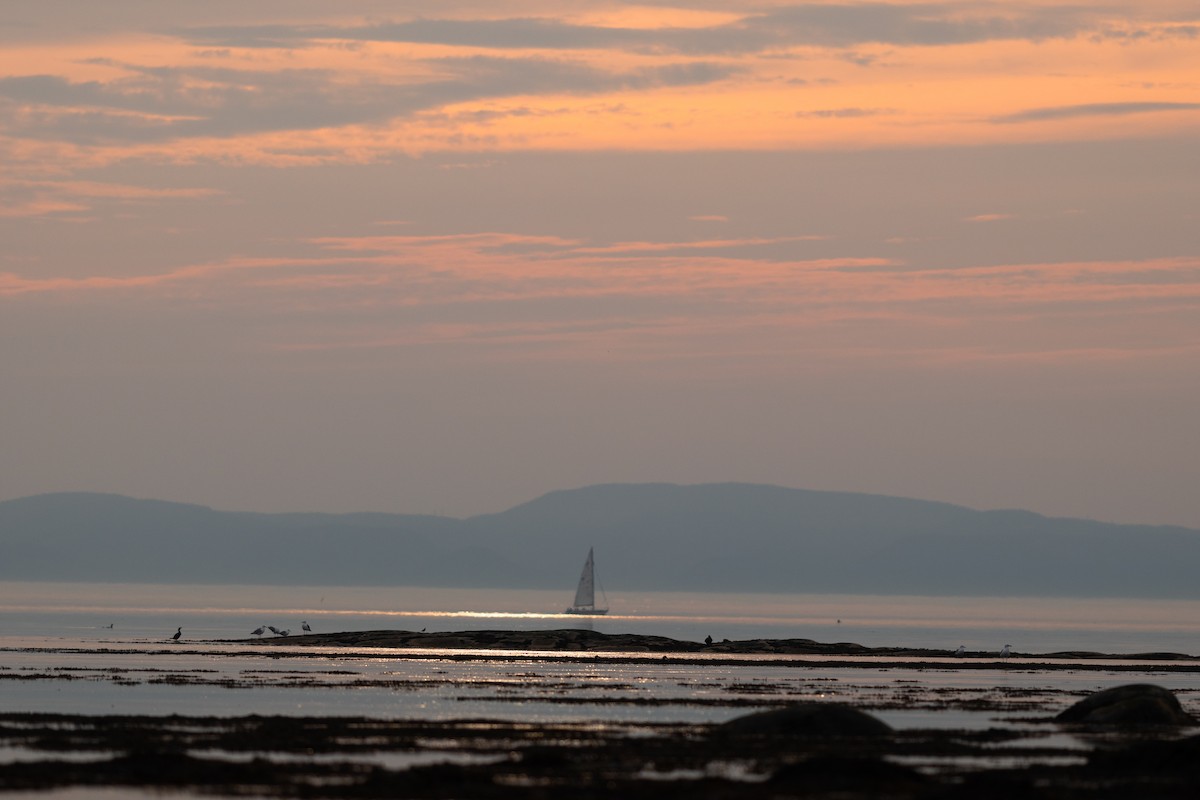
3, 581, 1199, 655
3, 581, 1200, 734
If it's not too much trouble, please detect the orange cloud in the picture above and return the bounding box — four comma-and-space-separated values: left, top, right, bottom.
2, 4, 1198, 167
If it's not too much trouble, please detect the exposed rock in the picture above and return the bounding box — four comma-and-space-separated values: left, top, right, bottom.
1055, 684, 1196, 726
719, 702, 893, 737
241, 629, 1200, 665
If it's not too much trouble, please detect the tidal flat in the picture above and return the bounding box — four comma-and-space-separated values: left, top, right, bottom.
2, 629, 1200, 797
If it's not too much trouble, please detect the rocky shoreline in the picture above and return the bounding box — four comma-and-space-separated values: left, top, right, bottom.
2, 687, 1198, 798
4, 630, 1200, 797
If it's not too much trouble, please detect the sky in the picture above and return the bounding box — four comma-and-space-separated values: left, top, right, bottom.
2, 1, 1198, 527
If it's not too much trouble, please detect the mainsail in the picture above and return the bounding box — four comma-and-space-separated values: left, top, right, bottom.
565, 547, 608, 615
573, 548, 596, 608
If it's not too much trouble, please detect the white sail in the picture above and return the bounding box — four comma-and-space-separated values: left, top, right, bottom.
573, 548, 595, 608
565, 547, 608, 615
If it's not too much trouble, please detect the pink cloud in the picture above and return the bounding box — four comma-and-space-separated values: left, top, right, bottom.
5, 232, 1196, 353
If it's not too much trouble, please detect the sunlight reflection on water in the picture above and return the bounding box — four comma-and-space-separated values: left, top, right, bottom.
4, 638, 1198, 729
4, 582, 1200, 655
3, 581, 1200, 735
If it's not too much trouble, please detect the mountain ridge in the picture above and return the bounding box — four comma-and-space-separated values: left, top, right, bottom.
2, 484, 1197, 598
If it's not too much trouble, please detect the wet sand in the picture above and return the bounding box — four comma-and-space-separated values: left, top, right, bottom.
3, 630, 1199, 797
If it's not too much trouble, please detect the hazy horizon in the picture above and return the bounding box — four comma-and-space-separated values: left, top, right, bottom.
3, 2, 1198, 528
5, 481, 1200, 532
8, 483, 1200, 598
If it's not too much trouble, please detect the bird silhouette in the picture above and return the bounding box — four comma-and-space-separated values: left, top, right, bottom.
955, 645, 966, 657
251, 626, 266, 637
277, 629, 290, 637
301, 621, 312, 633
267, 626, 281, 635
171, 627, 182, 642
1000, 644, 1012, 658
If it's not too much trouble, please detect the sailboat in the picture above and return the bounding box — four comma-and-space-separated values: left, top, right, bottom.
564, 547, 608, 615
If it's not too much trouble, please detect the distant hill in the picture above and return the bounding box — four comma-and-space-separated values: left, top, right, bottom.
2, 484, 1199, 598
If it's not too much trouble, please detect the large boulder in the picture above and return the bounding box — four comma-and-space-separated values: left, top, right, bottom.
720, 702, 892, 737
1055, 684, 1195, 726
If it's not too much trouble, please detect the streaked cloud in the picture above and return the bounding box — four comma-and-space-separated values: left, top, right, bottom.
176, 4, 1107, 54
795, 107, 893, 119
0, 178, 221, 218
0, 58, 738, 146
995, 101, 1200, 123
749, 3, 1087, 48
1093, 22, 1200, 42
8, 226, 1196, 327
1, 2, 1196, 163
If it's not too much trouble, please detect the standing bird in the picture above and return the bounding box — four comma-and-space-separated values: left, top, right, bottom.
171, 627, 182, 642
277, 629, 290, 637
955, 645, 966, 657
267, 626, 281, 635
1000, 644, 1012, 658
251, 626, 266, 637
301, 621, 312, 634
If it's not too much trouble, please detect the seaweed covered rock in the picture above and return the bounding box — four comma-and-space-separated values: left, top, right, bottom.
1055, 684, 1195, 726
720, 702, 892, 737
